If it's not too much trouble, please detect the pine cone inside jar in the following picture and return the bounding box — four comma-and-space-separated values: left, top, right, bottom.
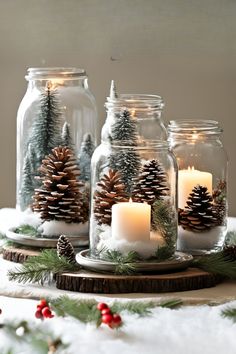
32, 146, 88, 223
178, 185, 217, 232
94, 169, 128, 226
57, 235, 76, 263
132, 159, 169, 204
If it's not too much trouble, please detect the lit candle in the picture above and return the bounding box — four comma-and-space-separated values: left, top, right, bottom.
111, 199, 151, 242
178, 167, 213, 209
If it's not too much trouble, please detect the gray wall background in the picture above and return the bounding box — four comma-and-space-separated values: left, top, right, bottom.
0, 0, 235, 214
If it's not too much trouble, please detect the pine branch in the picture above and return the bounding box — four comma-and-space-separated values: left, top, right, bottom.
221, 307, 236, 322
193, 252, 236, 279
15, 224, 39, 237
102, 250, 140, 275
152, 200, 176, 260
51, 296, 101, 325
8, 249, 79, 285
51, 296, 183, 324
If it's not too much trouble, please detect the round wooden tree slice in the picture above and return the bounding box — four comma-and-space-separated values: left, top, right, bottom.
56, 268, 222, 293
2, 245, 40, 263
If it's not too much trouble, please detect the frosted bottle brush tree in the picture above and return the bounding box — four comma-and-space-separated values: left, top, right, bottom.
20, 84, 63, 209
109, 109, 141, 193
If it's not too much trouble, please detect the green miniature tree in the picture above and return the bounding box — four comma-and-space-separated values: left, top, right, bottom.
109, 109, 141, 192
78, 133, 95, 181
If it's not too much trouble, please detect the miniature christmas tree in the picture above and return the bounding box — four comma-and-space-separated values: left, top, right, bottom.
178, 185, 217, 231
109, 109, 141, 192
94, 169, 128, 225
61, 122, 74, 150
29, 83, 63, 166
57, 235, 76, 263
132, 159, 169, 204
78, 133, 95, 181
32, 146, 88, 223
20, 143, 37, 209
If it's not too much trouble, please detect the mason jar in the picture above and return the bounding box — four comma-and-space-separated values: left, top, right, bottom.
168, 120, 228, 255
16, 67, 97, 214
90, 138, 177, 261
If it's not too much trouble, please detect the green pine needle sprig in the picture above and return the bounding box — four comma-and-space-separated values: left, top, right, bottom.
50, 296, 183, 323
102, 250, 141, 275
193, 252, 236, 279
8, 249, 79, 285
221, 307, 236, 322
14, 224, 39, 237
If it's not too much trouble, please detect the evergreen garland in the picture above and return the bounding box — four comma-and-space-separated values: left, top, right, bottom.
109, 109, 141, 193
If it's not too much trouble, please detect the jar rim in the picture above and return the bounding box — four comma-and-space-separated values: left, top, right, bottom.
26, 67, 87, 80
168, 120, 222, 134
105, 94, 164, 109
102, 139, 169, 150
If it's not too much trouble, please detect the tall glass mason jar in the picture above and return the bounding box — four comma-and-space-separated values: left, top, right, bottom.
90, 100, 177, 262
168, 120, 228, 255
16, 67, 97, 215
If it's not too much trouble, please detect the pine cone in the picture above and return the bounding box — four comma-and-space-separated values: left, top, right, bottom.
32, 146, 88, 223
212, 203, 227, 226
57, 235, 75, 263
132, 159, 169, 204
178, 185, 217, 232
223, 245, 236, 261
94, 169, 128, 225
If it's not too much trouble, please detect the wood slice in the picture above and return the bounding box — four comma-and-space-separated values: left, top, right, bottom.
2, 246, 40, 263
56, 268, 222, 294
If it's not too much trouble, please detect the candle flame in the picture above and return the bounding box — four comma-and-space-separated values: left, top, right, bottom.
130, 109, 136, 118
187, 166, 195, 171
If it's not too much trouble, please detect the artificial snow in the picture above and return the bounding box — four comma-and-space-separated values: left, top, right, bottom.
97, 224, 165, 258
0, 208, 41, 234
38, 220, 88, 237
177, 226, 226, 254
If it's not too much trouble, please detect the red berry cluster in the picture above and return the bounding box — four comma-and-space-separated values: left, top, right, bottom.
35, 299, 54, 320
97, 302, 122, 329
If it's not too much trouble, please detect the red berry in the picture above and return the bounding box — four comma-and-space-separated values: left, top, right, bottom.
101, 314, 113, 325
35, 310, 43, 319
41, 307, 52, 318
101, 308, 111, 316
97, 302, 109, 311
39, 299, 48, 308
112, 314, 122, 326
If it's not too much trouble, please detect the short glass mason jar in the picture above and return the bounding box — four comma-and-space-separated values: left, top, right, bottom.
90, 140, 178, 261
16, 67, 97, 214
101, 94, 167, 142
168, 120, 228, 255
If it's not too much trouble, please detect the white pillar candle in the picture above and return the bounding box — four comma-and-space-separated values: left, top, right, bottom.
111, 200, 151, 242
178, 167, 213, 209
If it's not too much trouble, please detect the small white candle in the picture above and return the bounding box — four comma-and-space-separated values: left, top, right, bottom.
178, 167, 212, 209
111, 199, 151, 242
